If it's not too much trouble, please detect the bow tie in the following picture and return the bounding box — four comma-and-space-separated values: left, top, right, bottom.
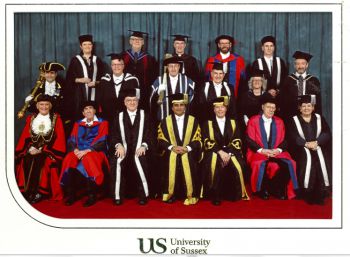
264, 119, 272, 123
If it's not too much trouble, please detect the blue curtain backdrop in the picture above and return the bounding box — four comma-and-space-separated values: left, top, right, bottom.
14, 12, 332, 141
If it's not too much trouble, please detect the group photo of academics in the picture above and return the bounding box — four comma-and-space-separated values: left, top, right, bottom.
12, 11, 333, 219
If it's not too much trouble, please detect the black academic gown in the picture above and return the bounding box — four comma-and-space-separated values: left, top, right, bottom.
280, 74, 322, 120
109, 109, 153, 200
123, 50, 158, 112
173, 53, 201, 90
251, 56, 287, 91
201, 118, 249, 201
287, 113, 332, 203
98, 73, 139, 124
197, 81, 237, 124
157, 114, 202, 204
65, 54, 105, 120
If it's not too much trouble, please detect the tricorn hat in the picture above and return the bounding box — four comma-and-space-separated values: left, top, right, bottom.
42, 62, 65, 72
36, 94, 54, 104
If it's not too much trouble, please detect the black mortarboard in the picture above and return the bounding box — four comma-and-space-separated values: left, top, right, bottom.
36, 94, 54, 104
250, 69, 265, 78
169, 93, 189, 105
81, 101, 97, 111
261, 35, 276, 45
79, 34, 93, 44
128, 30, 149, 38
171, 34, 191, 42
212, 96, 229, 107
163, 56, 183, 66
208, 61, 224, 71
297, 95, 313, 105
260, 93, 277, 106
42, 62, 65, 72
292, 51, 313, 62
107, 53, 124, 61
215, 34, 235, 44
121, 88, 140, 99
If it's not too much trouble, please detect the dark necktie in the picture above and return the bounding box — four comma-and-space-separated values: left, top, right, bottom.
298, 75, 304, 96
134, 52, 138, 63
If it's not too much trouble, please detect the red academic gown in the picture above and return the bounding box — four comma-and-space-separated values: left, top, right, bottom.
246, 115, 298, 199
15, 114, 66, 200
205, 53, 246, 98
60, 117, 109, 186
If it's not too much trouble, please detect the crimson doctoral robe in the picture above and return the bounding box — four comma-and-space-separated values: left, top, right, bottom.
60, 117, 109, 187
246, 114, 298, 199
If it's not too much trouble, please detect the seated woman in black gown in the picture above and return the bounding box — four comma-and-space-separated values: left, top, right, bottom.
287, 95, 332, 205
238, 70, 269, 128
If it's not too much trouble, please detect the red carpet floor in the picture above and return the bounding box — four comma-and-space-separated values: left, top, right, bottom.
33, 195, 332, 219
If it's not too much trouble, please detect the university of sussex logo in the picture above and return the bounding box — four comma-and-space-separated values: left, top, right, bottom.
138, 238, 167, 254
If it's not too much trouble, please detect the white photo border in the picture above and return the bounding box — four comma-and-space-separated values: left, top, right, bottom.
1, 1, 348, 255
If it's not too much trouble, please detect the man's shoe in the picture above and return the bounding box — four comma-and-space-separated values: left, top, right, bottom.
260, 190, 269, 200
64, 196, 76, 206
211, 199, 221, 206
83, 194, 96, 207
166, 196, 176, 204
114, 199, 123, 205
138, 198, 148, 205
277, 189, 288, 200
30, 193, 43, 204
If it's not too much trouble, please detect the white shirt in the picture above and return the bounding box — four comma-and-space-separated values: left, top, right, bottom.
257, 115, 282, 154
262, 114, 272, 140
175, 114, 185, 140
127, 110, 137, 125
113, 74, 124, 97
82, 115, 98, 126
220, 52, 230, 73
45, 81, 56, 96
213, 82, 223, 97
295, 71, 307, 95
264, 56, 273, 74
169, 75, 179, 94
167, 114, 192, 152
216, 116, 226, 135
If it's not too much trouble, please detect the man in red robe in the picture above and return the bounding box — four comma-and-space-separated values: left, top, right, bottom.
15, 94, 66, 204
246, 94, 298, 200
60, 101, 109, 207
205, 35, 246, 98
